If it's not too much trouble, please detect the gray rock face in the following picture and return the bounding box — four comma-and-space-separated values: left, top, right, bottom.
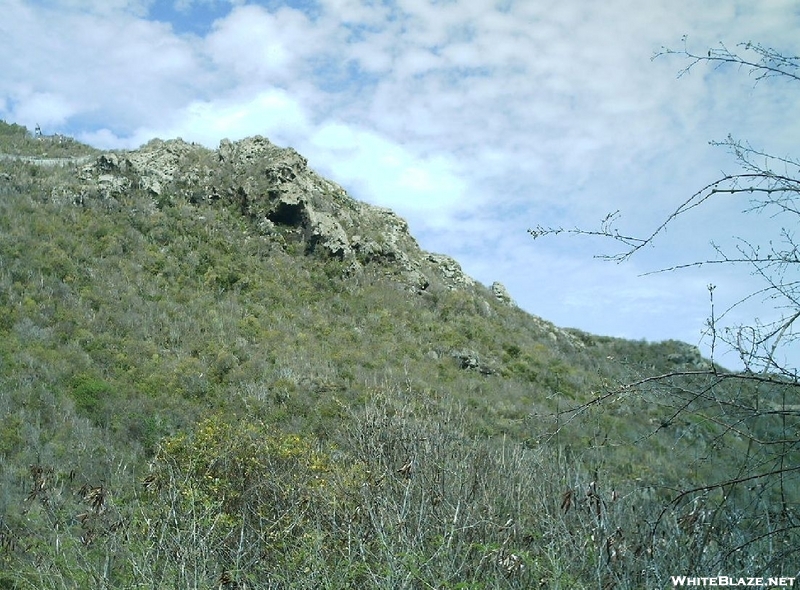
97, 173, 130, 197
79, 138, 205, 200
212, 137, 478, 289
124, 138, 201, 190
667, 344, 711, 370
305, 209, 351, 258
74, 134, 480, 290
491, 282, 515, 306
450, 349, 497, 375
428, 254, 475, 289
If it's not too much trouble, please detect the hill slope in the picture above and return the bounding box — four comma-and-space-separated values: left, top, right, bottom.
0, 121, 796, 588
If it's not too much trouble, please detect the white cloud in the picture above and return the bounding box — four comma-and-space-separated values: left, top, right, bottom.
307, 122, 468, 227
173, 0, 245, 12
0, 0, 204, 133
40, 0, 154, 17
204, 4, 319, 85
4, 89, 77, 130
83, 88, 311, 149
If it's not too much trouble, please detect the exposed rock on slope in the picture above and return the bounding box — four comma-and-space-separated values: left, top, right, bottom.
492, 282, 515, 306
666, 343, 711, 370
65, 134, 593, 351
78, 135, 479, 292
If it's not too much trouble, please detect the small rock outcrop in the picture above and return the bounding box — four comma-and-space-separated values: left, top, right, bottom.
450, 349, 497, 375
491, 282, 515, 306
666, 343, 711, 370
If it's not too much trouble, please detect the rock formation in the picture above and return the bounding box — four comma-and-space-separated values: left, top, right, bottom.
76, 135, 479, 292
666, 343, 711, 370
491, 282, 515, 306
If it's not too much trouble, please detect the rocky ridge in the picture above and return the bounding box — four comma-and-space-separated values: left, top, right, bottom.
79, 136, 481, 293
31, 134, 583, 349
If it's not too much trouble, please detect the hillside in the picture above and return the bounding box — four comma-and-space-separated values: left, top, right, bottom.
0, 121, 796, 588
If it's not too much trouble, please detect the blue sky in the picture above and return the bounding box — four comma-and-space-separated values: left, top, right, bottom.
2, 0, 799, 369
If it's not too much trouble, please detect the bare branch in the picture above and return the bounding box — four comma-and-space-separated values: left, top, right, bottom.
653, 38, 800, 83
535, 41, 800, 563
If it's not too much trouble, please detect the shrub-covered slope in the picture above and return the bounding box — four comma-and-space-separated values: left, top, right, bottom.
0, 122, 796, 588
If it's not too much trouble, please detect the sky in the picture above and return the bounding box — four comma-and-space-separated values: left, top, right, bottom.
2, 0, 799, 370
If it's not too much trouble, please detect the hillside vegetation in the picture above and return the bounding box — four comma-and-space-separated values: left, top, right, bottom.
0, 121, 796, 588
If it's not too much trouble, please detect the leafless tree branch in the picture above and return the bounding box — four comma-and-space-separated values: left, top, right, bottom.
533, 37, 800, 564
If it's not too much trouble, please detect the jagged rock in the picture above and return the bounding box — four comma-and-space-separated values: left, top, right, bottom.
405, 269, 430, 291
219, 136, 309, 186
218, 137, 480, 289
97, 173, 130, 197
450, 349, 497, 375
428, 254, 475, 289
96, 153, 119, 172
667, 344, 710, 370
452, 349, 480, 370
349, 235, 383, 261
124, 138, 201, 185
140, 177, 163, 196
305, 209, 351, 258
216, 137, 358, 259
71, 134, 495, 292
492, 282, 515, 306
79, 138, 210, 200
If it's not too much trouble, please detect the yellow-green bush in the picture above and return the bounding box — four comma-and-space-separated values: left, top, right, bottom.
154, 416, 349, 515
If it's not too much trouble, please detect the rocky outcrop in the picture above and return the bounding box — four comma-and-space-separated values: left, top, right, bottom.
303, 209, 350, 258
74, 135, 478, 291
79, 139, 208, 199
491, 282, 515, 306
428, 254, 475, 289
666, 343, 711, 370
450, 349, 497, 375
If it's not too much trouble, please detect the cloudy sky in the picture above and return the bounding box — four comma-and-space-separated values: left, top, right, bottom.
2, 0, 799, 368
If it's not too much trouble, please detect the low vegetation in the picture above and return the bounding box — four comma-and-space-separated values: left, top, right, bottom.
0, 121, 796, 588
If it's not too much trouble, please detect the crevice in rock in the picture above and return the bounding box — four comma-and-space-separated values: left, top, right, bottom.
267, 201, 305, 227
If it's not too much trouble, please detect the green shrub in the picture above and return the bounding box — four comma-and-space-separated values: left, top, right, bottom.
70, 374, 113, 423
